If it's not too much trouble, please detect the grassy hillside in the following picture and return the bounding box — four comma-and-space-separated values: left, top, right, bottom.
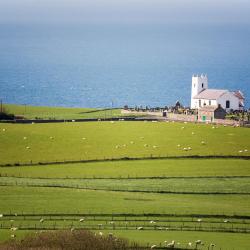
0, 117, 249, 249
0, 121, 249, 165
2, 104, 124, 120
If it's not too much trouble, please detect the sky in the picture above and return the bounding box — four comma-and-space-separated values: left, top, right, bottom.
0, 0, 250, 25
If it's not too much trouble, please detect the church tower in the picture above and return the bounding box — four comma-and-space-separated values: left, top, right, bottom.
191, 74, 208, 109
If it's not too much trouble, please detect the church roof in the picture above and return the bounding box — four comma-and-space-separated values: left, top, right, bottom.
233, 90, 244, 100
193, 89, 228, 100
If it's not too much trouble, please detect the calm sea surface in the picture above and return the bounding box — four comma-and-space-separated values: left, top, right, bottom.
0, 23, 249, 108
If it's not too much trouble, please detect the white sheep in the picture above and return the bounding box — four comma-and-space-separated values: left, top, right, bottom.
39, 218, 44, 223
201, 141, 206, 145
137, 226, 143, 230
167, 240, 175, 248
244, 149, 248, 152
239, 150, 243, 153
149, 220, 156, 224
151, 245, 157, 249
188, 147, 192, 150
23, 137, 27, 140
99, 231, 103, 236
10, 227, 18, 231
177, 144, 181, 147
82, 137, 86, 140
0, 214, 3, 218
197, 219, 202, 222
70, 227, 75, 232
144, 144, 148, 147
130, 141, 134, 144
11, 234, 16, 238
26, 146, 30, 149
2, 128, 6, 131
79, 218, 84, 222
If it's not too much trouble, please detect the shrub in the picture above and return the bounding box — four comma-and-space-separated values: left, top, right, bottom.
0, 230, 144, 250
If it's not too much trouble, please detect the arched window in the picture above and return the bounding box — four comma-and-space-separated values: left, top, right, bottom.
226, 100, 230, 108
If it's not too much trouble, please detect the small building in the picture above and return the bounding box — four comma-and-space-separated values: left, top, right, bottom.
198, 105, 226, 122
191, 74, 244, 112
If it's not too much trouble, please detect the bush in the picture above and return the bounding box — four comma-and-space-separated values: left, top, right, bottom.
0, 112, 14, 120
0, 230, 145, 250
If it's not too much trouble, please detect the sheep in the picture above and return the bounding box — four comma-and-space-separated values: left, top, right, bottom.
115, 145, 120, 149
26, 146, 30, 149
201, 141, 206, 145
0, 214, 3, 218
137, 226, 143, 230
157, 227, 163, 230
23, 137, 27, 140
191, 132, 195, 135
224, 220, 229, 223
167, 240, 175, 248
123, 144, 127, 147
109, 221, 114, 224
151, 245, 157, 249
144, 144, 148, 147
10, 227, 18, 231
99, 231, 103, 236
10, 234, 16, 239
149, 220, 156, 224
70, 227, 75, 232
110, 121, 115, 124
49, 136, 54, 139
244, 149, 248, 152
239, 150, 243, 153
183, 147, 188, 151
72, 120, 75, 122
187, 147, 192, 150
153, 145, 158, 149
130, 141, 134, 144
188, 242, 192, 247
39, 218, 44, 223
197, 219, 202, 222
177, 144, 181, 147
152, 121, 158, 123
195, 240, 202, 245
181, 126, 185, 129
79, 218, 84, 222
2, 128, 6, 132
82, 137, 86, 140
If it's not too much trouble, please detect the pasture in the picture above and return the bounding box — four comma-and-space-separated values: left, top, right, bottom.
0, 118, 250, 249
3, 104, 124, 120
0, 121, 249, 165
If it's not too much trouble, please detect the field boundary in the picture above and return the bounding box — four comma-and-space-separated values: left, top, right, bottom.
1, 155, 249, 167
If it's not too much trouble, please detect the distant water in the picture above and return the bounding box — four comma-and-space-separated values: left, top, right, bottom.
0, 23, 249, 108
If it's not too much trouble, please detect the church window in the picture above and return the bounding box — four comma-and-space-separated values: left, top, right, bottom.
226, 100, 230, 108
202, 83, 204, 88
209, 100, 211, 105
199, 100, 201, 107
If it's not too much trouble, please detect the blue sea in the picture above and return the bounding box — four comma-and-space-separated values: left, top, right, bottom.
0, 23, 249, 108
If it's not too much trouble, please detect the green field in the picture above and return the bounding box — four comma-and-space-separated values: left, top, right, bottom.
2, 103, 127, 120
0, 114, 250, 249
0, 121, 249, 165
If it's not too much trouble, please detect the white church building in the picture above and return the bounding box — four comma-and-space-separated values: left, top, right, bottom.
191, 74, 244, 112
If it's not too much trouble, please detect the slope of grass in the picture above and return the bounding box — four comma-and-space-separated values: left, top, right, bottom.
1, 176, 250, 194
3, 104, 123, 120
0, 186, 249, 216
0, 122, 249, 165
0, 159, 249, 178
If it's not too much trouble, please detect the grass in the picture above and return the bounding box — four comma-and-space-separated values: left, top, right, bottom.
3, 104, 125, 120
113, 230, 250, 250
0, 114, 250, 249
0, 186, 250, 216
0, 159, 249, 178
1, 176, 250, 194
0, 121, 249, 165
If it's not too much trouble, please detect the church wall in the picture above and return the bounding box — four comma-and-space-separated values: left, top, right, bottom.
218, 92, 239, 111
